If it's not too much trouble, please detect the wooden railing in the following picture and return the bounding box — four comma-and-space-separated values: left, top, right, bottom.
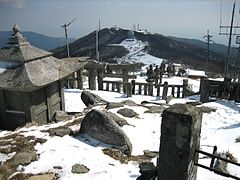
200, 77, 240, 103
102, 79, 188, 99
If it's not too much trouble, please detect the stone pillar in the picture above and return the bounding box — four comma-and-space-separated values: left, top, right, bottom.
162, 81, 168, 100
182, 79, 188, 97
158, 104, 202, 180
77, 69, 84, 90
148, 82, 154, 96
200, 77, 209, 103
97, 69, 103, 90
73, 72, 78, 89
122, 69, 128, 83
88, 68, 96, 90
126, 82, 132, 97
131, 80, 136, 95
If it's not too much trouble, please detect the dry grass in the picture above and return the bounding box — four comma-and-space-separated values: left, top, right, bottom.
0, 133, 47, 179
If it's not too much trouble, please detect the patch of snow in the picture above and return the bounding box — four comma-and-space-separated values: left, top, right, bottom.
64, 89, 86, 112
118, 39, 164, 65
187, 69, 206, 77
0, 152, 16, 164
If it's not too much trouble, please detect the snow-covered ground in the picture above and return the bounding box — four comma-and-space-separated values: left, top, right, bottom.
117, 38, 165, 65
0, 37, 240, 179
1, 73, 239, 179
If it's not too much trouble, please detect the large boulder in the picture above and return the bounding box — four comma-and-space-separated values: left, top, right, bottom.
71, 164, 90, 174
105, 111, 130, 127
79, 109, 132, 153
121, 100, 138, 106
117, 108, 139, 118
81, 91, 108, 107
105, 102, 124, 110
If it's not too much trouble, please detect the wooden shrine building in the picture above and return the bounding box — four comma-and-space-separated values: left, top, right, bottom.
0, 25, 86, 130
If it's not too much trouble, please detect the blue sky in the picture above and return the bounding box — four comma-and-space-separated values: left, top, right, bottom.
0, 0, 239, 45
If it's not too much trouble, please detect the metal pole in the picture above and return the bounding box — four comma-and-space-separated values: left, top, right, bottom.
237, 44, 240, 83
96, 29, 99, 62
64, 26, 70, 58
225, 1, 236, 78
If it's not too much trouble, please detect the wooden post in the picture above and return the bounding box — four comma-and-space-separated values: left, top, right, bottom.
157, 85, 161, 97
122, 69, 128, 83
144, 84, 148, 95
0, 90, 7, 129
126, 82, 132, 97
111, 82, 115, 92
177, 86, 181, 98
59, 80, 65, 111
106, 82, 109, 91
131, 80, 136, 95
68, 74, 75, 88
88, 68, 96, 90
77, 68, 83, 90
200, 77, 209, 103
162, 81, 168, 100
182, 79, 188, 97
117, 81, 121, 93
158, 104, 202, 180
138, 84, 142, 95
171, 86, 175, 97
235, 84, 240, 102
73, 72, 78, 89
97, 69, 103, 90
148, 83, 153, 96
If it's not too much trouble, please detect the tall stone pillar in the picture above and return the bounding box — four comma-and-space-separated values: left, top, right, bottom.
88, 68, 96, 90
97, 69, 103, 90
158, 104, 202, 180
77, 68, 84, 90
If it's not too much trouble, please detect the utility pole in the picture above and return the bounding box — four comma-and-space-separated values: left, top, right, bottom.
236, 36, 240, 83
96, 20, 100, 62
219, 1, 240, 79
61, 18, 76, 58
203, 30, 214, 74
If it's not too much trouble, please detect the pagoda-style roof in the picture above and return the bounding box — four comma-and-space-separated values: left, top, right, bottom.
0, 25, 87, 91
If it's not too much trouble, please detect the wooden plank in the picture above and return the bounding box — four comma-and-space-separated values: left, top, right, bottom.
59, 80, 65, 111
5, 110, 25, 114
34, 104, 48, 115
22, 92, 32, 123
104, 73, 137, 79
45, 87, 51, 122
107, 63, 141, 71
0, 90, 5, 114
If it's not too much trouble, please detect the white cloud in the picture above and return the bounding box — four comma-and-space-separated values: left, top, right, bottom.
0, 0, 26, 8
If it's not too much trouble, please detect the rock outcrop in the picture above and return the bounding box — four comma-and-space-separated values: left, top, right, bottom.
79, 109, 132, 153
81, 91, 107, 107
